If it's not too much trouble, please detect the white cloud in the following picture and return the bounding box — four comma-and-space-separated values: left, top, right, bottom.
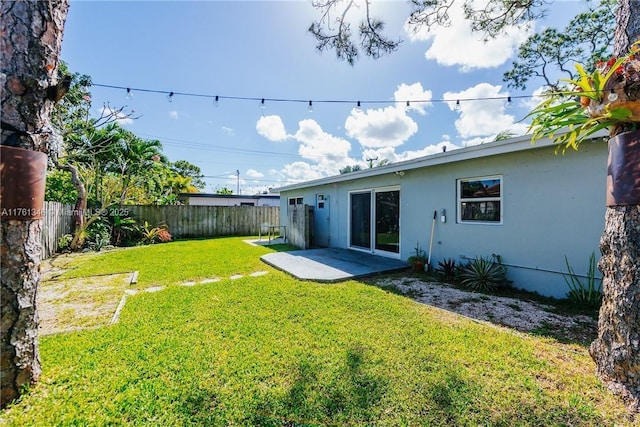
362, 139, 462, 165
443, 83, 529, 139
459, 136, 495, 147
169, 111, 178, 120
256, 115, 289, 142
222, 126, 235, 136
519, 86, 547, 111
345, 106, 418, 148
404, 0, 531, 71
393, 82, 432, 115
246, 169, 264, 178
294, 119, 353, 164
281, 161, 326, 184
277, 120, 358, 183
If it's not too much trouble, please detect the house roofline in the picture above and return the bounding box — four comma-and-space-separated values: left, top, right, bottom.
272, 131, 607, 193
179, 193, 280, 199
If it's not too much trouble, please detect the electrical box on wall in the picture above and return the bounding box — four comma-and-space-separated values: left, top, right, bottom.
440, 209, 447, 223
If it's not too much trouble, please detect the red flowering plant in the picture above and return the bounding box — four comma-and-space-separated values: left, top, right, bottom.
528, 41, 640, 151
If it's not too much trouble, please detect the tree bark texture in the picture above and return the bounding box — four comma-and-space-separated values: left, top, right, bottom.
589, 0, 640, 414
591, 206, 640, 412
1, 0, 69, 409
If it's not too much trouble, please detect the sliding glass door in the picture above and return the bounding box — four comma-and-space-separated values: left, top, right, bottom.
375, 189, 400, 253
350, 192, 371, 249
349, 187, 400, 256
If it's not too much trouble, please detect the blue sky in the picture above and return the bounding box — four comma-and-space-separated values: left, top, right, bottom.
60, 0, 587, 194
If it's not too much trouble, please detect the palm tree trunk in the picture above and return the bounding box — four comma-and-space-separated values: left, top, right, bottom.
1, 0, 69, 408
589, 0, 640, 413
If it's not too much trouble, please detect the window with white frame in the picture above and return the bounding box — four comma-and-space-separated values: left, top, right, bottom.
288, 197, 304, 205
457, 176, 502, 223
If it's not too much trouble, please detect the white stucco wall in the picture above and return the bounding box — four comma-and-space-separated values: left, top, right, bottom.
278, 139, 607, 298
186, 196, 280, 207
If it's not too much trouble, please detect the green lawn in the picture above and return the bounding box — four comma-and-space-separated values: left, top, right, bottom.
0, 237, 632, 426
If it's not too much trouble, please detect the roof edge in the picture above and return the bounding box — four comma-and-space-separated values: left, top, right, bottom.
272, 131, 607, 193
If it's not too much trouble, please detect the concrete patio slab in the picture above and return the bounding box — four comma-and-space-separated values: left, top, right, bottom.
260, 248, 407, 282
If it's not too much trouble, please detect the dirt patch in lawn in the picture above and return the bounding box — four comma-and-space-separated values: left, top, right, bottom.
38, 257, 133, 336
369, 276, 597, 346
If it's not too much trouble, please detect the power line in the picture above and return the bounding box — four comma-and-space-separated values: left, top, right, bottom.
136, 132, 335, 162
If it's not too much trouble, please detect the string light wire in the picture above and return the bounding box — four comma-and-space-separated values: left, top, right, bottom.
92, 82, 557, 107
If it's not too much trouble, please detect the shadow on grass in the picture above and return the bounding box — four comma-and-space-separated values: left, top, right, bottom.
249, 344, 387, 426
245, 347, 492, 426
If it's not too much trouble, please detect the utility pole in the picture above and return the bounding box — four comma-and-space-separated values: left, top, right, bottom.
366, 156, 378, 168
236, 169, 240, 195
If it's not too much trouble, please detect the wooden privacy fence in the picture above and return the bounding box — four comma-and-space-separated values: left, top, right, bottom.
38, 204, 279, 258
127, 205, 280, 239
287, 205, 313, 249
41, 201, 74, 259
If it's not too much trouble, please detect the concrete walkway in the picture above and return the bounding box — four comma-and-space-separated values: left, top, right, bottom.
260, 248, 407, 282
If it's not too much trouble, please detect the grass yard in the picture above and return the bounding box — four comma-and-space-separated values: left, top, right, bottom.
0, 237, 633, 426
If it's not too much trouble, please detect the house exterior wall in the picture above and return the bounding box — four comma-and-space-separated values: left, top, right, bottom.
278, 140, 607, 298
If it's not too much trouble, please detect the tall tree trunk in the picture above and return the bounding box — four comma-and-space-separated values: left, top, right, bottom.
589, 0, 640, 414
1, 0, 69, 408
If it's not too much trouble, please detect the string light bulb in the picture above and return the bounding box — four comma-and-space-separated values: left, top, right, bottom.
307, 100, 313, 113
260, 98, 266, 109
455, 100, 461, 111
214, 95, 219, 108
356, 101, 362, 112
126, 88, 133, 100
93, 82, 576, 110
406, 100, 410, 111
167, 91, 174, 102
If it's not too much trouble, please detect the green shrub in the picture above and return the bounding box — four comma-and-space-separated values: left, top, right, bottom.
458, 255, 508, 292
564, 252, 602, 309
85, 218, 112, 251
57, 234, 73, 252
110, 214, 138, 247
435, 258, 457, 282
138, 221, 172, 245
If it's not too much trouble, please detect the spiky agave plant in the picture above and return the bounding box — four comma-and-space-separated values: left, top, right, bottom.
458, 255, 508, 292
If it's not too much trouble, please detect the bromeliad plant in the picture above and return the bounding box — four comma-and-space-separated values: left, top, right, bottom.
528, 41, 640, 151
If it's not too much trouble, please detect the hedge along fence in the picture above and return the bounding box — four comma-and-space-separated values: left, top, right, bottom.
126, 205, 280, 239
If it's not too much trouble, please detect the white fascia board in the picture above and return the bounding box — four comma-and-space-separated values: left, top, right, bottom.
273, 130, 608, 193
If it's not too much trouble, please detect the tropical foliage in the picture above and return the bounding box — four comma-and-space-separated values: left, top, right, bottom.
46, 63, 200, 250
564, 252, 603, 309
527, 41, 640, 151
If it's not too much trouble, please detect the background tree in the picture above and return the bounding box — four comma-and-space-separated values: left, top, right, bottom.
339, 164, 363, 174
493, 131, 517, 141
503, 0, 615, 91
1, 0, 70, 408
44, 169, 78, 204
215, 186, 234, 195
46, 65, 198, 247
310, 0, 640, 412
172, 160, 206, 190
